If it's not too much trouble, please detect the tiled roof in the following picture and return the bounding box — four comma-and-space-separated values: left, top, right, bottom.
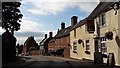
55, 26, 72, 38
88, 2, 115, 19
49, 38, 55, 43
71, 2, 116, 30
39, 38, 48, 45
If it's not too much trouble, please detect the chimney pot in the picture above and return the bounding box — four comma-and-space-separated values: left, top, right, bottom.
71, 16, 78, 26
57, 29, 60, 33
61, 22, 65, 30
45, 34, 47, 38
49, 32, 52, 38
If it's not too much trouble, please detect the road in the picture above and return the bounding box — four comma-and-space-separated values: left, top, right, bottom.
4, 55, 74, 68
2, 55, 120, 68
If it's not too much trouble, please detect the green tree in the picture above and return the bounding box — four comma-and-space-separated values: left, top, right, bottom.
2, 2, 23, 35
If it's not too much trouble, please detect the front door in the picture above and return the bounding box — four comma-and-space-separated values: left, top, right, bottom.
94, 38, 103, 64
94, 39, 99, 52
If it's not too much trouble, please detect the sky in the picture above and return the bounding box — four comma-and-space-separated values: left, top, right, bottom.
0, 0, 100, 45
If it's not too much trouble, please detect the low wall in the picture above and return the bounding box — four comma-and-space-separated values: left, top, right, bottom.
31, 50, 40, 55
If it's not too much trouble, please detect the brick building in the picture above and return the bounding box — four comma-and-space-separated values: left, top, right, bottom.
48, 16, 78, 58
23, 36, 39, 55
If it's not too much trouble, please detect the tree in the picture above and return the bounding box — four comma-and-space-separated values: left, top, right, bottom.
2, 2, 23, 35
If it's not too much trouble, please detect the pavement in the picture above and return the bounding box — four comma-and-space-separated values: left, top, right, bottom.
44, 55, 120, 68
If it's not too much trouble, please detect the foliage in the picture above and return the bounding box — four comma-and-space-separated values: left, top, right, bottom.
2, 2, 23, 35
105, 31, 113, 40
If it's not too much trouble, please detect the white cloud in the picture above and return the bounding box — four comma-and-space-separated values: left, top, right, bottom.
77, 2, 98, 14
25, 0, 99, 2
0, 27, 5, 35
18, 17, 45, 32
27, 2, 70, 15
22, 0, 99, 15
16, 36, 43, 44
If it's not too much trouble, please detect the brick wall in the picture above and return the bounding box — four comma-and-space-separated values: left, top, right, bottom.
64, 47, 70, 58
31, 50, 39, 55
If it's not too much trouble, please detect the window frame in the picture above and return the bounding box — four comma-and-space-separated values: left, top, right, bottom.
73, 40, 77, 51
86, 40, 90, 51
99, 13, 106, 27
100, 37, 107, 54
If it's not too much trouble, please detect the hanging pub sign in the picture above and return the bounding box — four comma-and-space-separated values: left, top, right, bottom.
78, 39, 82, 44
105, 31, 113, 40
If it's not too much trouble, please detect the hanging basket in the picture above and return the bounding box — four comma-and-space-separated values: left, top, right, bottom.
78, 39, 82, 44
73, 50, 77, 53
105, 31, 113, 40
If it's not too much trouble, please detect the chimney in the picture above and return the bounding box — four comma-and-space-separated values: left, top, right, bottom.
45, 34, 47, 39
57, 29, 60, 34
49, 32, 52, 38
61, 22, 65, 30
71, 16, 78, 26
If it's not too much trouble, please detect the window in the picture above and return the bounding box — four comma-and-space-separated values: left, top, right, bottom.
99, 13, 106, 27
86, 40, 90, 51
73, 41, 77, 51
74, 29, 76, 38
101, 37, 107, 54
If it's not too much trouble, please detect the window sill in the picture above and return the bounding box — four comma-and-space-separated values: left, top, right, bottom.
73, 50, 77, 53
85, 51, 90, 54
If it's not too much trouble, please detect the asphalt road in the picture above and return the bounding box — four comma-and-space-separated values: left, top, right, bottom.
2, 55, 120, 68
7, 55, 73, 68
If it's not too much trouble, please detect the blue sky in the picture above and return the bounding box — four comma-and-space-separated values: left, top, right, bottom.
0, 0, 99, 44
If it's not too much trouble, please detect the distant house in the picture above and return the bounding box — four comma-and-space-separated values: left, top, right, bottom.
39, 34, 47, 54
70, 1, 120, 66
39, 32, 53, 55
48, 38, 56, 53
23, 36, 39, 55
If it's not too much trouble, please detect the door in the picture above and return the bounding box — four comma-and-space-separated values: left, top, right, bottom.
94, 39, 99, 52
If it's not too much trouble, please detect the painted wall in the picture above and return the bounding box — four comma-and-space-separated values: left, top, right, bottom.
94, 8, 120, 66
70, 24, 95, 60
70, 3, 120, 66
118, 8, 120, 66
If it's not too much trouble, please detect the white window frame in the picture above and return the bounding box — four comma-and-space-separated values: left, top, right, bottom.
100, 37, 107, 54
73, 40, 77, 51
